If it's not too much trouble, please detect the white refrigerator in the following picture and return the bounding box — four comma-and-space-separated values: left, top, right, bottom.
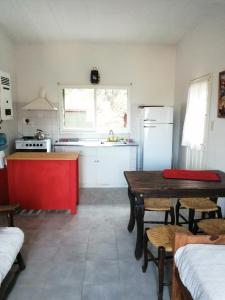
140, 106, 173, 171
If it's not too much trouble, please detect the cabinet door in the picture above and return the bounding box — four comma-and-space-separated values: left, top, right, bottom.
97, 148, 115, 187
112, 147, 137, 187
79, 147, 98, 187
97, 147, 137, 187
80, 156, 98, 187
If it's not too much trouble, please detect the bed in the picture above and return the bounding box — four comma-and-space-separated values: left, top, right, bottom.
172, 233, 225, 300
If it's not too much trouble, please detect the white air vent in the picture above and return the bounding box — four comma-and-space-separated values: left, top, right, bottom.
0, 71, 13, 120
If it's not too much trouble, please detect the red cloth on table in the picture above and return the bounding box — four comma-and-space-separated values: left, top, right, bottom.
163, 169, 221, 182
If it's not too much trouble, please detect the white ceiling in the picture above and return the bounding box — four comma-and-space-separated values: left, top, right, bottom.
0, 0, 225, 44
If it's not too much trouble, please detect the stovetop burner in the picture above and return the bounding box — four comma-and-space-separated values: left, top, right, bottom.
22, 136, 35, 140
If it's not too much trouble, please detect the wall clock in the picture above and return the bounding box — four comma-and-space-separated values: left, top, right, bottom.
90, 68, 100, 84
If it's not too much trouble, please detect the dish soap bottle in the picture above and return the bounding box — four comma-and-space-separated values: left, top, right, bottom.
108, 129, 114, 142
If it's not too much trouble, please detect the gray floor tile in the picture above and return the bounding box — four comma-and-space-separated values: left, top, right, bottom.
88, 228, 116, 245
8, 188, 163, 300
45, 261, 86, 286
8, 285, 45, 300
119, 259, 156, 285
42, 284, 82, 300
61, 229, 90, 245
82, 283, 123, 300
16, 261, 52, 286
53, 243, 88, 262
86, 241, 118, 261
84, 260, 120, 285
22, 244, 58, 262
116, 236, 136, 260
121, 282, 158, 300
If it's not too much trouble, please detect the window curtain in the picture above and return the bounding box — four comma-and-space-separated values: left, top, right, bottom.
181, 78, 209, 150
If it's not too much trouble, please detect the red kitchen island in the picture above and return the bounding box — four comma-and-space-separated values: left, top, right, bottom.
7, 152, 79, 214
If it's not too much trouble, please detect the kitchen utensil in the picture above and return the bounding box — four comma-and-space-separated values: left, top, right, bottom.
35, 129, 45, 140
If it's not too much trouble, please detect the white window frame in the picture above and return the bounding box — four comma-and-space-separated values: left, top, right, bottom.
59, 84, 131, 134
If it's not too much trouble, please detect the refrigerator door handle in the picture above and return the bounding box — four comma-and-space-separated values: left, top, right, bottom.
144, 125, 156, 128
144, 119, 157, 121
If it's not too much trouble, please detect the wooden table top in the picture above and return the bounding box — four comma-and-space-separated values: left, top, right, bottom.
7, 152, 79, 161
124, 171, 225, 198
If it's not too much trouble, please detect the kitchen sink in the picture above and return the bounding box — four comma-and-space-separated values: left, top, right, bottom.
100, 141, 128, 145
54, 139, 136, 147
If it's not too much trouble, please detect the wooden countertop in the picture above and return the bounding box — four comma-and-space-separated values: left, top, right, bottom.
7, 152, 79, 161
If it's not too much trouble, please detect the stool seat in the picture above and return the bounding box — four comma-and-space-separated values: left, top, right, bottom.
198, 219, 225, 235
179, 198, 217, 212
146, 225, 190, 252
144, 198, 172, 211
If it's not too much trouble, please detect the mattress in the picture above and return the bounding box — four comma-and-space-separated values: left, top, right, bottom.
0, 227, 24, 284
174, 244, 225, 300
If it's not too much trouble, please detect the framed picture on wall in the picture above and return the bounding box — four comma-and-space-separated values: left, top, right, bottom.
218, 70, 225, 117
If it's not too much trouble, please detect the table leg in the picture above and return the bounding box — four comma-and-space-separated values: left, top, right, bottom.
135, 194, 145, 260
127, 187, 135, 232
210, 197, 218, 204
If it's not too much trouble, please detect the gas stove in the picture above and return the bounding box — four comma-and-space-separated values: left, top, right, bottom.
15, 137, 51, 152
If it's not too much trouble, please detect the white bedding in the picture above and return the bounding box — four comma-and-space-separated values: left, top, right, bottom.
0, 227, 24, 284
175, 244, 225, 300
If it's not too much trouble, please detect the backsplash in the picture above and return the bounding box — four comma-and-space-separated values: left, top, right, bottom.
16, 102, 133, 144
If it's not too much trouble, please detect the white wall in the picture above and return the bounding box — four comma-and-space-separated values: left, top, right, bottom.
0, 27, 17, 154
15, 43, 176, 142
174, 11, 225, 171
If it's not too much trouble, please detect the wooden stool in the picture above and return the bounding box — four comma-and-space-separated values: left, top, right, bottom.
197, 218, 225, 235
176, 198, 222, 231
142, 225, 190, 300
144, 198, 175, 225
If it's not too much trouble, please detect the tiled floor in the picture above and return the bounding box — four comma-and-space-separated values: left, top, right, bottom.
8, 188, 171, 300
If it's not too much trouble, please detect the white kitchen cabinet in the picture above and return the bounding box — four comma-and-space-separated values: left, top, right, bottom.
54, 145, 137, 187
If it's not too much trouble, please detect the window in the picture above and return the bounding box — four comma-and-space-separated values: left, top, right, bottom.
181, 74, 211, 170
63, 88, 95, 129
61, 86, 129, 132
182, 77, 210, 150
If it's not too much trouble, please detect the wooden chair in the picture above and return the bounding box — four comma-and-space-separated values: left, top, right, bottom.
175, 198, 222, 231
144, 198, 175, 225
142, 225, 190, 300
196, 218, 225, 235
0, 204, 25, 300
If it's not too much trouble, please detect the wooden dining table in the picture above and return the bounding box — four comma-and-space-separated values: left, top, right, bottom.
124, 170, 225, 259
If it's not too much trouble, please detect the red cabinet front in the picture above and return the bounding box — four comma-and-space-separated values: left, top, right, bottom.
7, 159, 79, 214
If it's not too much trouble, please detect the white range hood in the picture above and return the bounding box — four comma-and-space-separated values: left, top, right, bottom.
22, 88, 58, 111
